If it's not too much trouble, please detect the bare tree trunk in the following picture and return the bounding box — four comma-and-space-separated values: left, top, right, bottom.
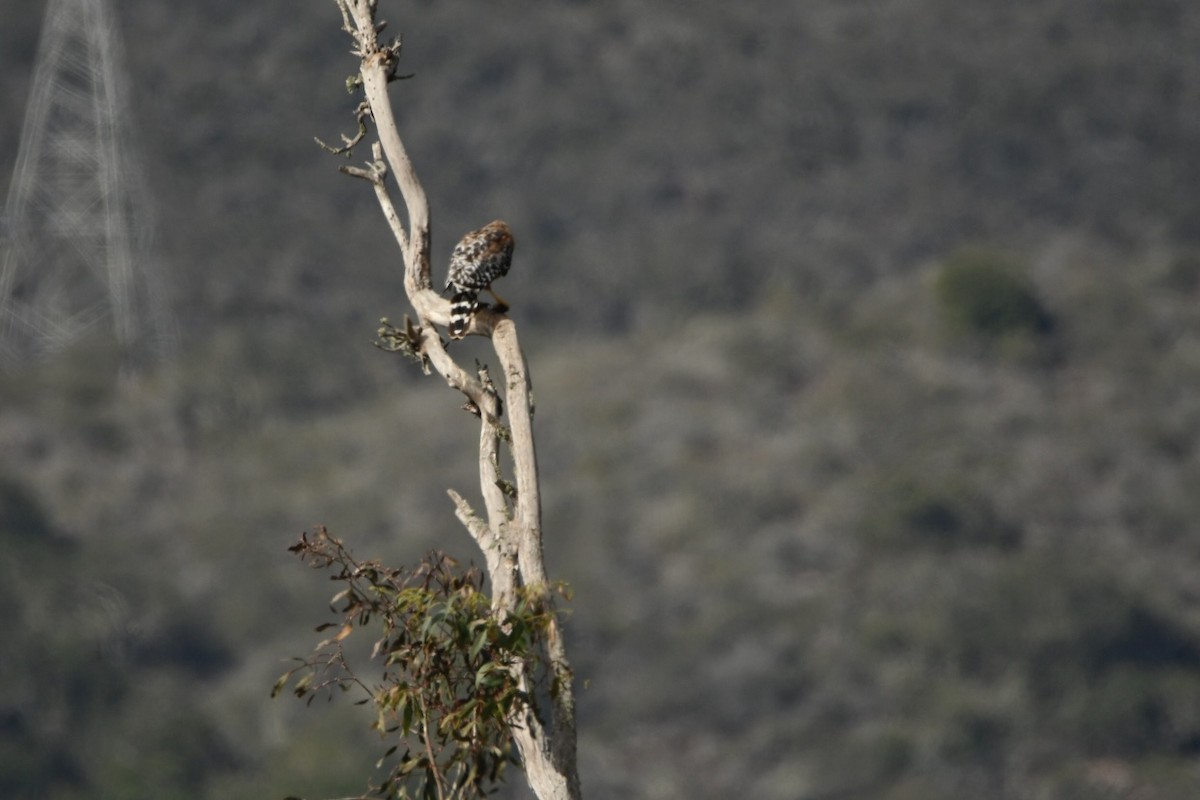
330, 3, 581, 798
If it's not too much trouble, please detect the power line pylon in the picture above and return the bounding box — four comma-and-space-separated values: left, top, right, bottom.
0, 0, 176, 369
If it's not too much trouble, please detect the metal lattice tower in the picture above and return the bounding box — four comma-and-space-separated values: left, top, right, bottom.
0, 0, 176, 368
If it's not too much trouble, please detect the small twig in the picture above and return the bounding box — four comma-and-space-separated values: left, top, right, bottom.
378, 34, 415, 82
340, 160, 384, 182
374, 315, 429, 371
417, 693, 448, 800
315, 100, 373, 156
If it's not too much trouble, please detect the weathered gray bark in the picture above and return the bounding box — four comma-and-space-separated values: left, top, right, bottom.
331, 3, 582, 798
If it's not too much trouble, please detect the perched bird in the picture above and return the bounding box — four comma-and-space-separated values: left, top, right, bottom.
444, 220, 514, 339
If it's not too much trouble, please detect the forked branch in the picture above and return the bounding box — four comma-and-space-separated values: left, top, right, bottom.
327, 2, 581, 799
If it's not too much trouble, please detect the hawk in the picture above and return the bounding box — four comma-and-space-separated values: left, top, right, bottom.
444, 220, 514, 339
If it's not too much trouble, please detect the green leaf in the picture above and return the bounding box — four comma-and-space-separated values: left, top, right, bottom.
470, 627, 490, 660
376, 744, 398, 768
475, 661, 505, 688
402, 694, 414, 735
270, 671, 292, 698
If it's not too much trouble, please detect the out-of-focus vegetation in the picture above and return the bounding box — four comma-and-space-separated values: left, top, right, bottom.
4, 240, 1200, 799
934, 247, 1054, 342
3, 0, 1200, 799
6, 0, 1200, 340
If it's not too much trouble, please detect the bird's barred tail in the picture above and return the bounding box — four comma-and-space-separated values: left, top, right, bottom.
448, 290, 478, 340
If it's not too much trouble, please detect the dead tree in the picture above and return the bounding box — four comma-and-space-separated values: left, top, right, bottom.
312, 2, 581, 798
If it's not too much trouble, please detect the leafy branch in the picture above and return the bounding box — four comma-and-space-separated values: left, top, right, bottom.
275, 527, 569, 800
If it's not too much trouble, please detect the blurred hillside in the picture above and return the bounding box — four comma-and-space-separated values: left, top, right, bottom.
3, 1, 1200, 799
5, 0, 1200, 339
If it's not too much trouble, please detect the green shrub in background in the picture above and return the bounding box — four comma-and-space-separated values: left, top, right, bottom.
934, 248, 1054, 343
859, 476, 1023, 553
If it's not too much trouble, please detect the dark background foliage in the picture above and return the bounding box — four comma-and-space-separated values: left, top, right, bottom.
3, 0, 1200, 798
